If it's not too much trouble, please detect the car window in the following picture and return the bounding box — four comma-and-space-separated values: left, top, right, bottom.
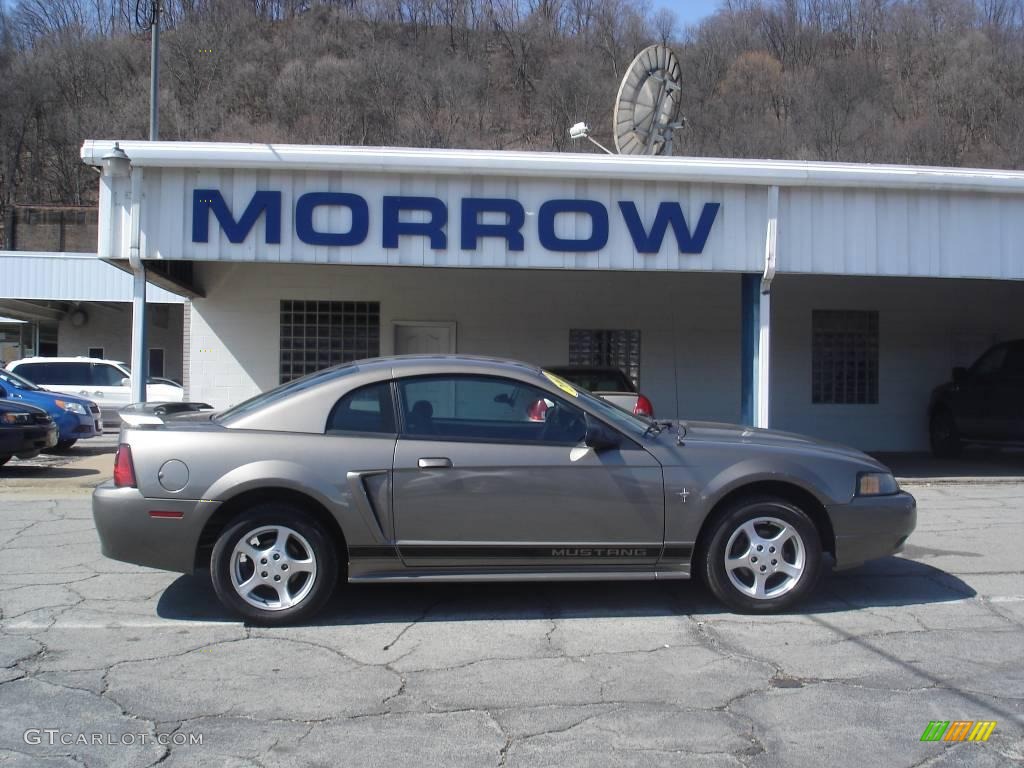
0, 368, 41, 391
971, 346, 1007, 377
326, 382, 396, 434
398, 375, 587, 444
92, 364, 127, 387
15, 362, 90, 386
550, 368, 635, 393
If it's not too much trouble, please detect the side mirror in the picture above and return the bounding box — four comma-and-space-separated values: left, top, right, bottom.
120, 377, 131, 388
584, 415, 621, 452
952, 367, 968, 387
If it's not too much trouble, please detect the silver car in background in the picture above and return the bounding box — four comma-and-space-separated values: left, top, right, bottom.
93, 355, 916, 625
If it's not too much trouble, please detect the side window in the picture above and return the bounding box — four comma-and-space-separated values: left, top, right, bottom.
398, 375, 587, 444
972, 346, 1007, 377
326, 382, 396, 434
15, 363, 51, 384
92, 364, 127, 387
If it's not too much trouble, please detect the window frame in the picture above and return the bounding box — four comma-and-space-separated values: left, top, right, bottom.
324, 380, 400, 437
394, 373, 594, 448
811, 309, 879, 405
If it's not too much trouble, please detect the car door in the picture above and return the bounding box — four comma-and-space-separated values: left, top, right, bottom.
391, 373, 664, 570
88, 362, 133, 410
955, 344, 1007, 439
990, 341, 1024, 440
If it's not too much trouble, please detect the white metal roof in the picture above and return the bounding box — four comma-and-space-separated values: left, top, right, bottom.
0, 251, 187, 303
81, 140, 1024, 195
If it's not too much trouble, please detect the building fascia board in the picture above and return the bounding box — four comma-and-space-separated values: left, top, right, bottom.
81, 140, 1024, 196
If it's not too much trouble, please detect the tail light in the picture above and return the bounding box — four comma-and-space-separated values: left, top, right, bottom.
527, 398, 550, 422
633, 395, 654, 418
113, 444, 137, 488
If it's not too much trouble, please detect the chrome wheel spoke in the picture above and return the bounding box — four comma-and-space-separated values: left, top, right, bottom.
725, 555, 748, 572
752, 571, 768, 598
767, 525, 796, 548
777, 561, 802, 579
289, 557, 315, 575
241, 542, 264, 562
272, 580, 294, 610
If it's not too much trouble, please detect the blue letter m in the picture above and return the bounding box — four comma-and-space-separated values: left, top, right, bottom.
193, 189, 282, 244
619, 201, 720, 254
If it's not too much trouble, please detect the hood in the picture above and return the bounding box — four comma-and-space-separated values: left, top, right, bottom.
0, 399, 49, 416
4, 386, 96, 411
660, 420, 885, 466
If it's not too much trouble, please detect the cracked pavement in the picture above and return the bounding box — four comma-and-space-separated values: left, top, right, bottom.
0, 482, 1022, 767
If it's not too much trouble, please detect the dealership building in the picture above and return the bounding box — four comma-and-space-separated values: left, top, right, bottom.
81, 141, 1024, 451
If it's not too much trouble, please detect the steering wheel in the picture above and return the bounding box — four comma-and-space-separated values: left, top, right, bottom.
540, 402, 585, 443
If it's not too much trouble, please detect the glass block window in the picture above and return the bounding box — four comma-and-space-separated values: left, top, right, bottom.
812, 310, 879, 404
280, 300, 380, 383
569, 329, 642, 386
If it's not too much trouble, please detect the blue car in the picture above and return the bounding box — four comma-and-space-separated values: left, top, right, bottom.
0, 367, 102, 450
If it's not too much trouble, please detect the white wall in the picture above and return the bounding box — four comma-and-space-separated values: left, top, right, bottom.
771, 275, 1024, 451
188, 263, 743, 422
57, 302, 185, 381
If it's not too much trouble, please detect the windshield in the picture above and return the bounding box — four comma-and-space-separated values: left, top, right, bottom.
216, 363, 360, 424
0, 368, 42, 391
542, 369, 651, 439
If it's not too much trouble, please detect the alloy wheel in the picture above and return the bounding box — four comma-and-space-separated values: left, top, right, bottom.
724, 516, 806, 600
230, 525, 318, 611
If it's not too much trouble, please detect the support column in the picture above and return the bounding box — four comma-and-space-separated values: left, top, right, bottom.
130, 266, 148, 403
740, 273, 760, 427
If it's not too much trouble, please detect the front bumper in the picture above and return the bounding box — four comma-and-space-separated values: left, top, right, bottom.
54, 409, 103, 442
829, 490, 917, 570
5, 423, 58, 457
92, 483, 217, 574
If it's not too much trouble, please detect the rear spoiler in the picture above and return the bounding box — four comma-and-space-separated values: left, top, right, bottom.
119, 401, 215, 427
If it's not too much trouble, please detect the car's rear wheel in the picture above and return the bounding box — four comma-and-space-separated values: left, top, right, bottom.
210, 503, 338, 625
929, 409, 962, 458
701, 495, 822, 613
0, 455, 10, 467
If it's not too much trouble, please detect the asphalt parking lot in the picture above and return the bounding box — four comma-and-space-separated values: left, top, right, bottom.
0, 474, 1022, 767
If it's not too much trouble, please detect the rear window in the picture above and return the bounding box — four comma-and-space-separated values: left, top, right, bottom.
547, 368, 635, 393
326, 382, 395, 434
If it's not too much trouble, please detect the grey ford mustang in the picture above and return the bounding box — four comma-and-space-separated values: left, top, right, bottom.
93, 355, 916, 624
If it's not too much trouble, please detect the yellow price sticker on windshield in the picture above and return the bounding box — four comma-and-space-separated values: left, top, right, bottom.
543, 371, 578, 398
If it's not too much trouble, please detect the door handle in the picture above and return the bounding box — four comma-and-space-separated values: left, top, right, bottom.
417, 457, 453, 469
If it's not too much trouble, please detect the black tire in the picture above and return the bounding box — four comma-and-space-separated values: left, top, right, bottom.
701, 495, 822, 614
929, 409, 962, 458
0, 455, 10, 467
210, 503, 339, 626
46, 439, 78, 454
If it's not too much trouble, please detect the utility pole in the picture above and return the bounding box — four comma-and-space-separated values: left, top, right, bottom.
131, 0, 160, 404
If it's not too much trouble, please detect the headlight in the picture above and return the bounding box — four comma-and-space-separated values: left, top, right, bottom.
2, 412, 31, 424
857, 471, 899, 496
54, 400, 88, 415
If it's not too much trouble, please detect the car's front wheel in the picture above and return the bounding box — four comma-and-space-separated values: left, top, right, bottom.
47, 439, 78, 453
701, 495, 822, 613
0, 455, 10, 467
210, 503, 338, 625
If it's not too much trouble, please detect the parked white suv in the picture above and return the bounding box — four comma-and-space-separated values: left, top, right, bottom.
7, 357, 183, 427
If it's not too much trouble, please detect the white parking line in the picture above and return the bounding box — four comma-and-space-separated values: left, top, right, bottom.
2, 620, 238, 630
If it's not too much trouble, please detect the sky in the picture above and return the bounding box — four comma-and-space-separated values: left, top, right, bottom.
654, 0, 723, 27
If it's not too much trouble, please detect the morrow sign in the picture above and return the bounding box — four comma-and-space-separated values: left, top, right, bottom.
192, 190, 721, 254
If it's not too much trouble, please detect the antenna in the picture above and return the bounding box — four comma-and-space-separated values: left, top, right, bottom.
612, 44, 684, 156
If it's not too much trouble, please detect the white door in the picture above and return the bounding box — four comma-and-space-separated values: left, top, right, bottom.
394, 323, 455, 355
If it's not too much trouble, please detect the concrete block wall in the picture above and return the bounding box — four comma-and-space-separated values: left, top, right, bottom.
57, 302, 185, 381
188, 263, 744, 423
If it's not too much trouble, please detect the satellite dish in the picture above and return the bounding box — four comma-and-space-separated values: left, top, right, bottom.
613, 44, 684, 156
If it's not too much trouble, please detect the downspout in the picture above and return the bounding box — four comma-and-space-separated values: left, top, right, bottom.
756, 185, 779, 429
